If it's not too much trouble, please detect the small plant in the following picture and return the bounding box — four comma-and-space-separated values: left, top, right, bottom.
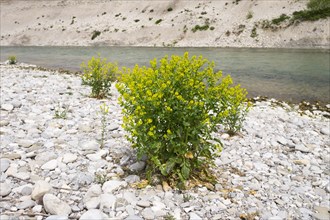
246, 11, 253, 19
95, 171, 108, 185
116, 53, 248, 186
167, 7, 173, 12
210, 26, 215, 31
81, 55, 118, 99
134, 19, 140, 22
191, 24, 209, 32
99, 103, 110, 148
155, 19, 162, 24
250, 26, 258, 38
164, 214, 176, 220
201, 11, 207, 15
91, 30, 101, 40
8, 55, 17, 65
271, 13, 290, 25
54, 103, 69, 119
183, 194, 193, 202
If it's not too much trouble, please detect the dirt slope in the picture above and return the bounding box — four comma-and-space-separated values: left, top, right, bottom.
0, 0, 329, 48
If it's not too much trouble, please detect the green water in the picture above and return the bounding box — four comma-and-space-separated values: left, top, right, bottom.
1, 46, 329, 104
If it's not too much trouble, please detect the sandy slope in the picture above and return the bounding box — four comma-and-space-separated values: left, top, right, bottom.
0, 0, 329, 48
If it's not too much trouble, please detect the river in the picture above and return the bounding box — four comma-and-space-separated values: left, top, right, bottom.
1, 46, 329, 104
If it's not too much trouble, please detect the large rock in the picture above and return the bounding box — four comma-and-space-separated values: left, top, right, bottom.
99, 193, 116, 211
79, 209, 109, 220
31, 180, 52, 201
43, 193, 71, 215
62, 153, 77, 164
83, 185, 102, 209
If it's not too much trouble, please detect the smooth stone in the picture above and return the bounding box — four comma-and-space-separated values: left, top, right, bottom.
141, 208, 155, 220
137, 200, 151, 208
62, 153, 77, 164
125, 215, 143, 220
81, 140, 99, 151
13, 172, 30, 180
0, 158, 11, 173
100, 193, 116, 210
85, 197, 101, 210
129, 161, 145, 172
189, 212, 202, 220
0, 120, 9, 126
45, 216, 69, 220
84, 184, 102, 209
277, 137, 288, 145
102, 180, 127, 193
16, 199, 36, 210
17, 139, 35, 148
295, 144, 310, 153
108, 124, 119, 131
1, 103, 14, 111
293, 159, 310, 166
31, 180, 52, 201
3, 153, 21, 160
79, 209, 109, 220
32, 205, 43, 213
0, 182, 11, 196
41, 159, 58, 170
124, 175, 140, 184
320, 127, 329, 135
43, 193, 71, 215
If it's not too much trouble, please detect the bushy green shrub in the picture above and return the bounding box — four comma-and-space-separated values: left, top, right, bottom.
91, 31, 101, 40
307, 0, 330, 10
155, 19, 163, 24
8, 55, 17, 65
271, 14, 290, 25
81, 55, 117, 99
116, 53, 248, 186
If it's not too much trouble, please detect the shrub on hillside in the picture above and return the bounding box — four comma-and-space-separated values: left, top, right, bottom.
116, 53, 249, 186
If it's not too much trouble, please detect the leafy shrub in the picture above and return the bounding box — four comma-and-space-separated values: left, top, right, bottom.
250, 26, 258, 38
91, 31, 101, 40
116, 53, 248, 186
8, 55, 17, 65
167, 7, 173, 12
246, 11, 253, 19
292, 7, 330, 22
81, 55, 117, 99
271, 14, 290, 25
155, 19, 162, 24
307, 0, 330, 10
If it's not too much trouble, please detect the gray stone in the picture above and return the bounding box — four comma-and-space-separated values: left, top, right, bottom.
137, 200, 151, 208
62, 153, 77, 164
16, 199, 36, 210
81, 140, 99, 151
73, 172, 94, 187
41, 159, 58, 170
83, 184, 102, 209
102, 180, 127, 193
31, 180, 52, 201
125, 215, 143, 220
79, 209, 109, 220
189, 212, 202, 220
100, 193, 116, 211
129, 161, 145, 172
32, 205, 43, 213
21, 186, 33, 196
295, 144, 310, 153
45, 216, 69, 220
124, 175, 140, 184
17, 139, 35, 148
320, 127, 329, 135
0, 182, 11, 196
141, 208, 155, 220
0, 158, 11, 173
43, 193, 71, 215
277, 136, 288, 145
1, 104, 14, 111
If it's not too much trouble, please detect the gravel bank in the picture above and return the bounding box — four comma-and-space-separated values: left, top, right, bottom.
0, 64, 329, 220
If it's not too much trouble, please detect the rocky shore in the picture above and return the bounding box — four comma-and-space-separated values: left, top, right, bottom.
0, 64, 329, 220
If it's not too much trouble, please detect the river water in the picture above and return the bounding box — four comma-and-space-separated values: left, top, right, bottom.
1, 46, 329, 104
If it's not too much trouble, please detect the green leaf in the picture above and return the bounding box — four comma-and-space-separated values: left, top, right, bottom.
181, 164, 190, 180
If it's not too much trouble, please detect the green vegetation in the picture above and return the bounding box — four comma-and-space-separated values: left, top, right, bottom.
81, 55, 118, 99
116, 53, 249, 187
155, 19, 163, 24
8, 55, 17, 65
191, 24, 209, 32
99, 103, 109, 148
250, 26, 258, 38
91, 31, 101, 40
307, 0, 330, 10
271, 14, 290, 25
246, 11, 253, 19
167, 7, 173, 12
54, 103, 69, 119
134, 19, 140, 22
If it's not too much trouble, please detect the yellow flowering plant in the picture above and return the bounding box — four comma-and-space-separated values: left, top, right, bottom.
81, 55, 118, 99
116, 52, 248, 186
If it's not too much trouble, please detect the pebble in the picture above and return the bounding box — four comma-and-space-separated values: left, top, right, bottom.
1, 103, 14, 111
0, 65, 329, 220
45, 216, 69, 220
